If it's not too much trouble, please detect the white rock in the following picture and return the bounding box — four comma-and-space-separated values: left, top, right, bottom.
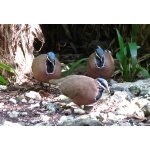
0, 103, 4, 108
25, 91, 41, 100
74, 108, 85, 115
28, 103, 40, 109
107, 112, 126, 120
9, 98, 17, 104
21, 98, 27, 103
3, 121, 22, 126
40, 115, 50, 121
58, 115, 74, 123
28, 99, 35, 104
8, 111, 19, 118
20, 112, 28, 116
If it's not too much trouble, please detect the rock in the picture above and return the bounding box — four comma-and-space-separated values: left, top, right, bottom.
16, 94, 25, 101
25, 91, 41, 100
0, 85, 7, 90
41, 101, 48, 107
129, 85, 141, 96
35, 122, 52, 126
7, 111, 19, 118
111, 122, 133, 126
62, 109, 72, 115
74, 108, 85, 115
107, 112, 126, 121
142, 103, 150, 116
21, 98, 27, 103
20, 112, 28, 116
9, 98, 17, 104
28, 99, 35, 104
46, 103, 59, 114
58, 115, 74, 125
0, 103, 4, 108
28, 103, 40, 109
59, 118, 103, 126
58, 94, 70, 101
111, 79, 150, 97
111, 91, 131, 103
2, 121, 22, 126
40, 115, 50, 121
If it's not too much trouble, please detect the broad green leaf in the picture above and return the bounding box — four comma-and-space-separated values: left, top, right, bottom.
116, 29, 126, 56
0, 75, 8, 85
0, 62, 15, 73
128, 42, 137, 73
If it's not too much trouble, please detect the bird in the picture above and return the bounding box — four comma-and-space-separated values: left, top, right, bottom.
32, 52, 61, 83
49, 75, 109, 106
87, 46, 115, 79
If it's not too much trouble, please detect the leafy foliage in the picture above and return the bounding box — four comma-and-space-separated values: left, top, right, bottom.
62, 58, 88, 77
0, 62, 15, 85
116, 27, 150, 81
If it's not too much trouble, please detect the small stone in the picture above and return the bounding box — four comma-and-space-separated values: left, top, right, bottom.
58, 94, 69, 100
3, 121, 22, 126
41, 101, 48, 107
59, 118, 103, 126
115, 107, 129, 115
46, 103, 59, 114
129, 85, 141, 96
40, 115, 50, 121
21, 98, 27, 103
66, 102, 76, 107
89, 112, 100, 120
62, 109, 72, 115
28, 99, 35, 104
140, 89, 149, 96
0, 103, 4, 108
135, 110, 145, 117
142, 103, 150, 116
74, 108, 85, 115
8, 111, 19, 118
108, 112, 126, 120
25, 91, 41, 100
112, 122, 132, 126
20, 112, 28, 116
0, 85, 7, 90
58, 115, 74, 123
16, 95, 25, 101
9, 98, 17, 104
143, 94, 149, 98
76, 115, 90, 120
28, 103, 40, 109
35, 122, 50, 126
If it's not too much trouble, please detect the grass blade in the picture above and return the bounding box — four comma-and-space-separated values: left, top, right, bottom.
128, 42, 138, 73
0, 75, 8, 85
0, 62, 15, 73
136, 66, 150, 78
62, 58, 88, 77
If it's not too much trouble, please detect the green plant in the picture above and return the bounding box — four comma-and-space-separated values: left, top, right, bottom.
116, 27, 150, 81
62, 58, 88, 77
0, 62, 15, 85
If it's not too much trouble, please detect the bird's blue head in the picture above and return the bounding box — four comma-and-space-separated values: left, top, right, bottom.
96, 78, 110, 92
47, 52, 55, 63
95, 46, 104, 58
95, 46, 105, 67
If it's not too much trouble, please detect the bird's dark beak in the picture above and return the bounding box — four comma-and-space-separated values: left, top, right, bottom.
105, 87, 110, 93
